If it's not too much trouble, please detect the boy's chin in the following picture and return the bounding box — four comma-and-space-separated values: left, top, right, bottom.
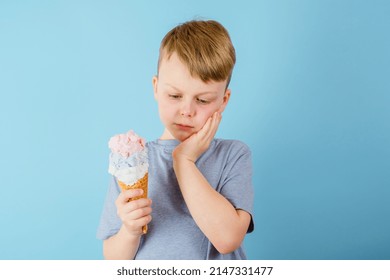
170, 129, 195, 142
173, 133, 192, 142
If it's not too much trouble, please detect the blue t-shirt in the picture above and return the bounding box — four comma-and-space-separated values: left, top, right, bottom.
97, 138, 254, 259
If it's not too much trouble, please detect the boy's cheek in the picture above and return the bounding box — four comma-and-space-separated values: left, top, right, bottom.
198, 112, 214, 130
206, 104, 222, 119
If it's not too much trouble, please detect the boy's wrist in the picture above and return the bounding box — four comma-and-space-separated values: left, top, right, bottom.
119, 226, 143, 241
172, 154, 195, 171
172, 149, 195, 164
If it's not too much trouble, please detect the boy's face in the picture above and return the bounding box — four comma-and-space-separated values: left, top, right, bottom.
153, 52, 231, 142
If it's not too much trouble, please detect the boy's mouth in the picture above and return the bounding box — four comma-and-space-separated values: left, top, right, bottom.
175, 123, 194, 130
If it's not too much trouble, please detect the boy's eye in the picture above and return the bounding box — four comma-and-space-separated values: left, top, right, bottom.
197, 98, 210, 104
169, 94, 181, 99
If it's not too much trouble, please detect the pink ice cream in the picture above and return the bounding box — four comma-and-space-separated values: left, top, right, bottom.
108, 130, 146, 158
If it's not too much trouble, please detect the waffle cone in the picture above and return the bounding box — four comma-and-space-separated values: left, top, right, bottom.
118, 172, 148, 234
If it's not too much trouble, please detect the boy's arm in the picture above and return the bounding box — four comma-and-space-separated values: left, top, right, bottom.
103, 226, 141, 260
173, 112, 251, 254
103, 189, 152, 259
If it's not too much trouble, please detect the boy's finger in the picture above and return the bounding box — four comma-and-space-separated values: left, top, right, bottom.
118, 189, 144, 204
210, 112, 220, 131
198, 115, 213, 137
204, 112, 221, 141
209, 112, 221, 140
125, 205, 153, 220
127, 215, 152, 231
124, 198, 152, 213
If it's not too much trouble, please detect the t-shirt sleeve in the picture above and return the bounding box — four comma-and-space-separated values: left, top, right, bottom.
96, 176, 122, 240
219, 141, 254, 233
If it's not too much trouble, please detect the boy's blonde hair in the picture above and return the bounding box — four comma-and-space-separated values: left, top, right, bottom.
158, 20, 236, 87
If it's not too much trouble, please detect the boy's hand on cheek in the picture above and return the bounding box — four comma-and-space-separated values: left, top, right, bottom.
173, 111, 222, 163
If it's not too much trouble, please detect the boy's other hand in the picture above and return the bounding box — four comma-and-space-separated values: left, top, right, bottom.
115, 189, 152, 237
173, 111, 222, 163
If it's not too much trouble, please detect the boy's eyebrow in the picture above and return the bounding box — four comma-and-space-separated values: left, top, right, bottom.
165, 83, 182, 92
165, 83, 218, 95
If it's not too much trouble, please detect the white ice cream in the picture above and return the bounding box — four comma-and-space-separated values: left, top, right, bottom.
108, 148, 148, 185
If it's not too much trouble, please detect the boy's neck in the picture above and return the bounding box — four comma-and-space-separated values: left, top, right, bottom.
160, 129, 175, 140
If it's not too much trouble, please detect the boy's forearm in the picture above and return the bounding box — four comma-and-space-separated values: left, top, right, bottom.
103, 226, 141, 260
173, 157, 249, 254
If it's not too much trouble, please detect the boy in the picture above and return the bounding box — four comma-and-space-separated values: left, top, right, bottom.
97, 19, 254, 259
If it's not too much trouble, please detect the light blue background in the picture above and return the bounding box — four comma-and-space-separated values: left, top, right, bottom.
1, 0, 389, 260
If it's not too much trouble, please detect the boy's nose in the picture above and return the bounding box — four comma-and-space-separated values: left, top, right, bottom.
180, 101, 195, 118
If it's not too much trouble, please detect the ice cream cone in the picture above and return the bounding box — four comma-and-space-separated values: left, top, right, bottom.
109, 130, 149, 234
118, 173, 149, 234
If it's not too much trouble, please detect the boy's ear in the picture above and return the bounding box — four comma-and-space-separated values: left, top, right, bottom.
152, 76, 158, 100
218, 88, 231, 113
